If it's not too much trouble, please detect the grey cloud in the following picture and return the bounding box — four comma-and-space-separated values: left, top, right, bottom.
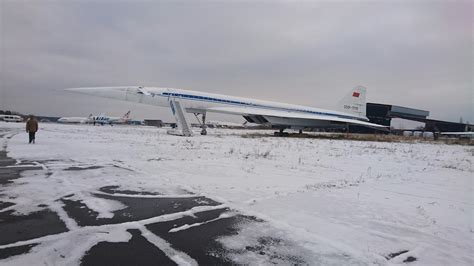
1, 0, 472, 122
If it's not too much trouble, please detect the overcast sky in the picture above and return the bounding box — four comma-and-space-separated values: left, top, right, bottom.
1, 0, 472, 123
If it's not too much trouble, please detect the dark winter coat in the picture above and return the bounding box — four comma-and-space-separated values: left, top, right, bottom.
26, 118, 39, 133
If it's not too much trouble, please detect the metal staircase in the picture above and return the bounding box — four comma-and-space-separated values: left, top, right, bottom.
167, 97, 193, 136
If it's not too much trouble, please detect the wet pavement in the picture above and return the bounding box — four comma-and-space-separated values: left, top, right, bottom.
0, 244, 38, 260
61, 194, 221, 227
81, 229, 177, 266
145, 209, 258, 265
0, 129, 308, 265
0, 209, 68, 245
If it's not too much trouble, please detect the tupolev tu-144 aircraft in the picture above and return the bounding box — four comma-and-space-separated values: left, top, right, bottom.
66, 86, 385, 136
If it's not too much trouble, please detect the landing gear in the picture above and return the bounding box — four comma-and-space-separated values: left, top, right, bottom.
194, 112, 207, 135
299, 129, 303, 134
201, 113, 207, 135
274, 129, 289, 137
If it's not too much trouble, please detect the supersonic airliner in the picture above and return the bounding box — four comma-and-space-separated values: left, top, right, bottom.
66, 86, 385, 136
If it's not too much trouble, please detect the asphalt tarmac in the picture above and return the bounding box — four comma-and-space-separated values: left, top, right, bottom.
0, 130, 307, 265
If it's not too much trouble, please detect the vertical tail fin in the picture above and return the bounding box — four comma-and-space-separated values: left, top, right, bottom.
338, 86, 367, 117
122, 111, 131, 119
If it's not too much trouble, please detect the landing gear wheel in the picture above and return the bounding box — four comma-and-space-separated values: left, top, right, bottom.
274, 130, 289, 137
194, 112, 208, 136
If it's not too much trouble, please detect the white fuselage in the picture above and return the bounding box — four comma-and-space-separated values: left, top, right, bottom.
123, 87, 367, 122
90, 115, 117, 124
59, 114, 128, 125
90, 116, 128, 124
67, 86, 374, 129
57, 117, 89, 124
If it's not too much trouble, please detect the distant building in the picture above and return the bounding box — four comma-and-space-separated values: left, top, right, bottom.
36, 116, 60, 122
424, 119, 473, 133
128, 120, 143, 125
163, 122, 177, 128
143, 119, 164, 127
350, 103, 472, 134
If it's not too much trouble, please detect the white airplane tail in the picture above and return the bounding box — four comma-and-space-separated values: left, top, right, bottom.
85, 113, 93, 123
122, 111, 131, 120
338, 86, 367, 117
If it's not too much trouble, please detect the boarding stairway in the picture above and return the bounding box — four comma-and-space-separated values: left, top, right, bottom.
167, 97, 193, 137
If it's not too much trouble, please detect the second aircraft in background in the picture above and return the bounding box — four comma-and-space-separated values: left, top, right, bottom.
58, 111, 131, 125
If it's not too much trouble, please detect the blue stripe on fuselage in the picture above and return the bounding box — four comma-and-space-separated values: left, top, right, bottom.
160, 92, 364, 121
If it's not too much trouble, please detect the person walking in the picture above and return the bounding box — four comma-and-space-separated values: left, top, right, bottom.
26, 115, 39, 144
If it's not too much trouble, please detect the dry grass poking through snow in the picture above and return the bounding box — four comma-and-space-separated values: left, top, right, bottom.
241, 131, 474, 145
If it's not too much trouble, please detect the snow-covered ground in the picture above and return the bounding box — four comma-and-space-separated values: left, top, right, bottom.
1, 122, 473, 265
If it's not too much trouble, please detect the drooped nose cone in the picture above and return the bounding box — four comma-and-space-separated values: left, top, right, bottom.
65, 86, 129, 101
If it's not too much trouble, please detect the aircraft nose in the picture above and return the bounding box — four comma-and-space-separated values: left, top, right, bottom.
65, 87, 128, 101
